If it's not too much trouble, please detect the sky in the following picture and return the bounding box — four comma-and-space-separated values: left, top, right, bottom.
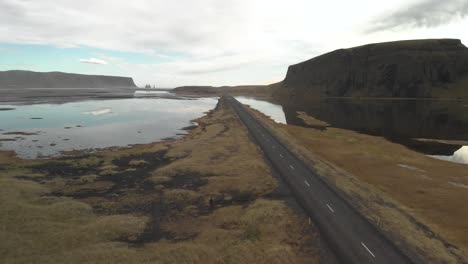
0, 0, 467, 87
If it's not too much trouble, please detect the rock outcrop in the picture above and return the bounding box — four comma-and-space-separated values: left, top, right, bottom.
274, 39, 468, 100
0, 70, 136, 88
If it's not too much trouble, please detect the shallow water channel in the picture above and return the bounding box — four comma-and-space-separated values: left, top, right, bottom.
0, 96, 217, 159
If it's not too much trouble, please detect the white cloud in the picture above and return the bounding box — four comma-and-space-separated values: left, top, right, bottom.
79, 58, 108, 65
0, 0, 467, 87
367, 0, 468, 33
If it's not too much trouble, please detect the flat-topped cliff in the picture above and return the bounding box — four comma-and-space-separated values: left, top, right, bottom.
0, 70, 136, 88
274, 39, 468, 100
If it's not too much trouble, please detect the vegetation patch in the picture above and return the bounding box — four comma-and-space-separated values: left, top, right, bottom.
0, 97, 324, 264
247, 104, 468, 263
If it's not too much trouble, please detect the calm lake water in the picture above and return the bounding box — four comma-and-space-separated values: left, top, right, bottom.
0, 97, 217, 159
236, 96, 468, 164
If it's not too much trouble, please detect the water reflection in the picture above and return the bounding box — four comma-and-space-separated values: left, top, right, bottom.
0, 97, 217, 159
235, 97, 287, 124
430, 146, 468, 164
237, 97, 468, 164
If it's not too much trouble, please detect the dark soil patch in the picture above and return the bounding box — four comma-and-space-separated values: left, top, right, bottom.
131, 197, 176, 244
159, 173, 208, 190
0, 108, 15, 111
102, 152, 171, 194
31, 160, 101, 178
227, 190, 256, 204
18, 174, 61, 184
30, 117, 44, 120
46, 151, 171, 201
198, 190, 257, 215
111, 151, 165, 168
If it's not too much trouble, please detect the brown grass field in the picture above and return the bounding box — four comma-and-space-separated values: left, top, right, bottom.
0, 98, 325, 264
245, 104, 468, 264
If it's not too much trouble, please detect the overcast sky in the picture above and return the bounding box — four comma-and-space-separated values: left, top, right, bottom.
0, 0, 467, 87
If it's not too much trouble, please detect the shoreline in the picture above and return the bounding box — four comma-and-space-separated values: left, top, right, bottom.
0, 94, 216, 160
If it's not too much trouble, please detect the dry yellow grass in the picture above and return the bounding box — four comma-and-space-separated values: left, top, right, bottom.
0, 169, 148, 264
150, 100, 277, 198
296, 111, 330, 127
246, 105, 468, 263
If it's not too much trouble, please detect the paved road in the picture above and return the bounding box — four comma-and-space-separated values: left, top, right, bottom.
227, 96, 413, 264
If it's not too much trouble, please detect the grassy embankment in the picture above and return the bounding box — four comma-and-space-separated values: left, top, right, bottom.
0, 98, 322, 264
244, 104, 468, 264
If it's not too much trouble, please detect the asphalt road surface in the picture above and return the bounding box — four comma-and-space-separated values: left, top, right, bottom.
227, 96, 414, 264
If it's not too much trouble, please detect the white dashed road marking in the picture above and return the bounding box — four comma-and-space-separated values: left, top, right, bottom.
326, 204, 335, 213
304, 180, 310, 187
361, 242, 376, 258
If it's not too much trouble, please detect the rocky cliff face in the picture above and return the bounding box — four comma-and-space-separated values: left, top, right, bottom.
0, 71, 136, 88
275, 39, 468, 100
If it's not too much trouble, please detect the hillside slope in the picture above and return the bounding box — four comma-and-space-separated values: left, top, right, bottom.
274, 39, 468, 100
0, 70, 136, 88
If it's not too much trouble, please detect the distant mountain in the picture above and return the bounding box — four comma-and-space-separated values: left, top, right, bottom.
173, 86, 221, 94
0, 70, 136, 88
273, 39, 468, 101
173, 85, 270, 96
